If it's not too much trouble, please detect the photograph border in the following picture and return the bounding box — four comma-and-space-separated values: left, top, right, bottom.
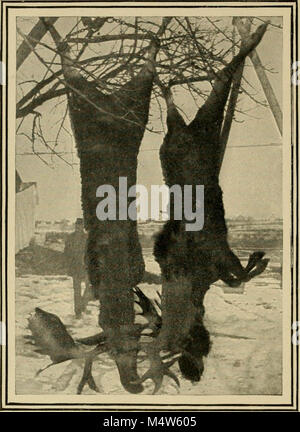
1, 0, 298, 412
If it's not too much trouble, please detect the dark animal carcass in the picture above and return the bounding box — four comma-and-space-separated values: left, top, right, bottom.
41, 17, 171, 393
136, 23, 270, 391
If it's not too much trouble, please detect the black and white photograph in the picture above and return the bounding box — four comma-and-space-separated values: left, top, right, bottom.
1, 1, 298, 411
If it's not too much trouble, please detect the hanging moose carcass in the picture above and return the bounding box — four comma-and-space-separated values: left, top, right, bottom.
41, 17, 171, 394
133, 22, 270, 392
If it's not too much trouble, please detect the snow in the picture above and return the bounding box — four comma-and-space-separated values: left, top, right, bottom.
15, 248, 282, 396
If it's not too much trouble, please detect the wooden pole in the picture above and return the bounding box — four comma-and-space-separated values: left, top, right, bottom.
234, 17, 282, 136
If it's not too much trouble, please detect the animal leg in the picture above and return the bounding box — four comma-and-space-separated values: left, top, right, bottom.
245, 251, 265, 272
247, 258, 269, 278
188, 22, 269, 157
220, 249, 269, 285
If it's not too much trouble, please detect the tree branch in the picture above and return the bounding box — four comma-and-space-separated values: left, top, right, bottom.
17, 70, 62, 111
67, 33, 153, 44
16, 87, 66, 118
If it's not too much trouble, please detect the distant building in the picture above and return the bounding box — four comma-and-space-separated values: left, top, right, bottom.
15, 170, 38, 253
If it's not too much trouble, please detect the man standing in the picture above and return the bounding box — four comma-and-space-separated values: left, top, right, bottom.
64, 218, 93, 318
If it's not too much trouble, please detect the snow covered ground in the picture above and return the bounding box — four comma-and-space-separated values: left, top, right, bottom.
15, 247, 282, 396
